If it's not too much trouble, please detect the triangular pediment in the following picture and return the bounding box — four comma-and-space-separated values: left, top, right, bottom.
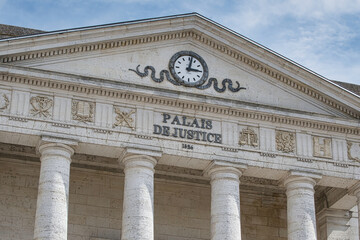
0, 14, 359, 120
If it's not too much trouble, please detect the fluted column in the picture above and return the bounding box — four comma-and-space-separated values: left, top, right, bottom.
206, 161, 246, 240
121, 148, 160, 240
284, 172, 321, 240
34, 137, 76, 240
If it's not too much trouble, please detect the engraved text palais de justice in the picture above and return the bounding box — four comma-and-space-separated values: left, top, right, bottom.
153, 113, 222, 144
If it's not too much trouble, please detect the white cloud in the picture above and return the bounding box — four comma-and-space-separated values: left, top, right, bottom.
208, 1, 360, 84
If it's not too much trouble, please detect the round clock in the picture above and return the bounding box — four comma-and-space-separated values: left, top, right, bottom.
169, 51, 209, 86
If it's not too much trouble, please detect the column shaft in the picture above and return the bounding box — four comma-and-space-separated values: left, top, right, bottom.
121, 155, 157, 240
209, 167, 242, 240
285, 176, 317, 240
356, 190, 360, 240
34, 143, 74, 240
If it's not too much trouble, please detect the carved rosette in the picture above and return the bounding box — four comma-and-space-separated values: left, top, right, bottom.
0, 93, 10, 111
113, 107, 135, 130
72, 100, 94, 123
239, 127, 258, 147
313, 136, 332, 158
30, 96, 53, 118
347, 142, 360, 162
276, 130, 295, 153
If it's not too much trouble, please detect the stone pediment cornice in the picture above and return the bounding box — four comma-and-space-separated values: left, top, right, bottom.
0, 65, 358, 136
0, 24, 359, 120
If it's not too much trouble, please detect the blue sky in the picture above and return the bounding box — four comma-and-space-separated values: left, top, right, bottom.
1, 0, 360, 85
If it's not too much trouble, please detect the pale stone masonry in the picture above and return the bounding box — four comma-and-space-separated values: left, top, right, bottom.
355, 188, 360, 240
0, 13, 359, 240
207, 163, 244, 240
121, 151, 159, 240
284, 172, 321, 240
34, 137, 77, 240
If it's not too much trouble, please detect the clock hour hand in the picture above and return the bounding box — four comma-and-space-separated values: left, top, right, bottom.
187, 68, 202, 72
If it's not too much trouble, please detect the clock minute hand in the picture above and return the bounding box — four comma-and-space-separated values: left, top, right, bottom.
186, 56, 193, 71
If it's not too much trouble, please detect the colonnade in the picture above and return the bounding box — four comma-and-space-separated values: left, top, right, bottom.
32, 138, 360, 240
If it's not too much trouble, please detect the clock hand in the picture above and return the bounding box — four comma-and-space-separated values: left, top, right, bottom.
187, 68, 202, 72
186, 56, 193, 71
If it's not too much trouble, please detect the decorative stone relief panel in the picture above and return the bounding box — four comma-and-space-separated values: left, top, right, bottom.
10, 90, 30, 116
72, 100, 95, 123
0, 91, 10, 113
95, 102, 113, 128
347, 142, 360, 162
259, 127, 276, 152
113, 107, 135, 130
276, 130, 295, 153
239, 126, 258, 148
29, 95, 53, 118
313, 136, 332, 158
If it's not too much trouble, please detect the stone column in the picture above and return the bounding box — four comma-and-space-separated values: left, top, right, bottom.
121, 148, 161, 240
284, 172, 321, 240
355, 188, 360, 240
206, 161, 246, 240
34, 137, 77, 240
348, 182, 360, 240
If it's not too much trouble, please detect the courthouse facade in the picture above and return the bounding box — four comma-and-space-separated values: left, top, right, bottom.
0, 13, 359, 240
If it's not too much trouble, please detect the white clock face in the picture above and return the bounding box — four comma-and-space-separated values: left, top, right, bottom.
169, 51, 209, 86
174, 55, 204, 84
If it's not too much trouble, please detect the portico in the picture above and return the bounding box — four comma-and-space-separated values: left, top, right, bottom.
0, 13, 359, 240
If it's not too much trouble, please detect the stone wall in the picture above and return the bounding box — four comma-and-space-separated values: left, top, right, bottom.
240, 185, 287, 240
68, 169, 123, 240
0, 161, 39, 240
154, 180, 211, 239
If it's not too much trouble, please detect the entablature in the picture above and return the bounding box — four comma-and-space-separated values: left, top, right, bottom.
0, 75, 359, 185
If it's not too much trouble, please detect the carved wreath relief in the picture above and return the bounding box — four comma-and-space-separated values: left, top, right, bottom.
276, 130, 295, 153
239, 127, 258, 147
313, 136, 332, 158
0, 93, 9, 111
30, 96, 53, 118
347, 142, 360, 162
113, 107, 135, 130
72, 100, 94, 123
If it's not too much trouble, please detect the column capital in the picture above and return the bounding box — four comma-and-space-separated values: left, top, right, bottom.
204, 160, 247, 179
119, 147, 162, 171
283, 171, 322, 188
37, 135, 78, 160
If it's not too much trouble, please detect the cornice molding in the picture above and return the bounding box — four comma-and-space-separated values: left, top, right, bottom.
0, 29, 358, 119
0, 72, 358, 136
